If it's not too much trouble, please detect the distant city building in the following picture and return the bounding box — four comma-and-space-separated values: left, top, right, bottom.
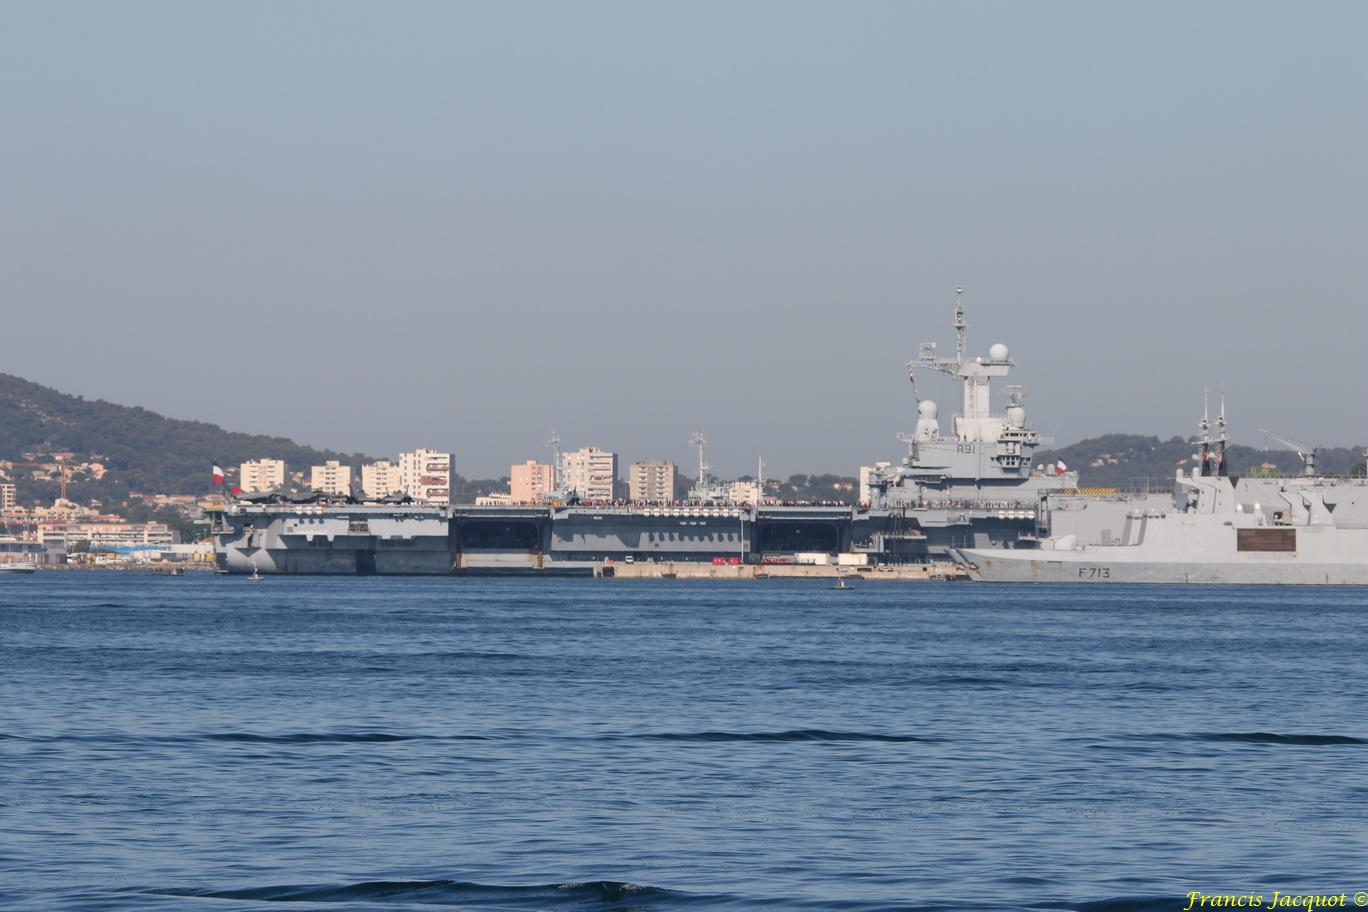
0, 482, 15, 512
562, 447, 618, 500
38, 521, 177, 551
629, 460, 676, 503
360, 460, 404, 500
398, 449, 453, 505
310, 460, 352, 496
726, 480, 760, 504
239, 459, 286, 493
474, 493, 513, 506
510, 460, 556, 503
859, 462, 891, 504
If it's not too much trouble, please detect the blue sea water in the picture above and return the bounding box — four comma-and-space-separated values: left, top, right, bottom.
3, 575, 1368, 912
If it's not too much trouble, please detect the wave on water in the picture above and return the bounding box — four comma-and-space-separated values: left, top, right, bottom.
148, 879, 722, 908
1039, 897, 1184, 912
0, 729, 926, 746
1086, 732, 1365, 749
202, 732, 491, 744
0, 731, 491, 745
622, 729, 928, 744
143, 878, 977, 910
1189, 731, 1365, 746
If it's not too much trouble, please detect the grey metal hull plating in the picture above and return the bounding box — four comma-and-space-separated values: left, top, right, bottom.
956, 550, 1368, 585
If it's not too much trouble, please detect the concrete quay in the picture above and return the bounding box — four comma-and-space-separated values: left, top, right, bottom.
596, 562, 968, 581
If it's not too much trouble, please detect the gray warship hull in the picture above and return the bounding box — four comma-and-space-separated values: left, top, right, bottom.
216, 505, 455, 575
212, 501, 1045, 575
956, 551, 1368, 585
956, 473, 1368, 586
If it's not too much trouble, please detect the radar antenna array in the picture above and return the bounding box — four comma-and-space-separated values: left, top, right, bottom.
690, 431, 710, 488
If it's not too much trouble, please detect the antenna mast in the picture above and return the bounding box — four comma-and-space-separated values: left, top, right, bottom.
690, 431, 710, 489
953, 287, 967, 367
1198, 388, 1212, 477
1216, 386, 1229, 477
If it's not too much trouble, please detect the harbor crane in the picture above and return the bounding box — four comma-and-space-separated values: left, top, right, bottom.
1258, 428, 1318, 476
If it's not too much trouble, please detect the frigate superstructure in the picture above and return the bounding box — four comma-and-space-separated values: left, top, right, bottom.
955, 399, 1368, 584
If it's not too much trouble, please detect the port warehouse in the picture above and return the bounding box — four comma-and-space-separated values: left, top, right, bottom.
214, 501, 1041, 574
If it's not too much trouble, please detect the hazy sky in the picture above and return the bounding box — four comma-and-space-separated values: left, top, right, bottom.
3, 2, 1365, 477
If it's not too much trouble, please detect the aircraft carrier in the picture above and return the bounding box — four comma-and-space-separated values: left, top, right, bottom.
213, 295, 1080, 575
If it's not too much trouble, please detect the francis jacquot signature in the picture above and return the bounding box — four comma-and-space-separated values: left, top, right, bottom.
1184, 892, 1368, 910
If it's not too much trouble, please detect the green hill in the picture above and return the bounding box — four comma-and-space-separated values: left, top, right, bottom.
1037, 434, 1365, 489
0, 373, 370, 506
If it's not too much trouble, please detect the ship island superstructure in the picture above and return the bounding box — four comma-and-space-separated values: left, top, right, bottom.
212, 295, 1094, 575
869, 289, 1075, 507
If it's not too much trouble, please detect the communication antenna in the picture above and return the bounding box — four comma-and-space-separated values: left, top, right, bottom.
757, 455, 765, 503
1197, 388, 1212, 477
953, 287, 967, 367
545, 432, 562, 489
1216, 386, 1229, 477
690, 431, 710, 488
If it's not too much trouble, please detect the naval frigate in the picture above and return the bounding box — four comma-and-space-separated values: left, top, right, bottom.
954, 395, 1368, 584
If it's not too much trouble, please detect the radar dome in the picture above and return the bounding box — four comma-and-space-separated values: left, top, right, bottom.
989, 343, 1009, 362
918, 400, 938, 419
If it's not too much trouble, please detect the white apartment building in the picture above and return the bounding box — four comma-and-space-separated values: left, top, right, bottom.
360, 460, 404, 500
398, 449, 453, 505
562, 447, 618, 501
726, 480, 761, 504
0, 482, 15, 512
310, 460, 352, 496
628, 460, 675, 503
38, 521, 177, 550
239, 458, 286, 493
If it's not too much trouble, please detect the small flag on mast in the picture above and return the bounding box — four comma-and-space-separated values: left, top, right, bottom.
212, 465, 225, 485
1055, 460, 1068, 476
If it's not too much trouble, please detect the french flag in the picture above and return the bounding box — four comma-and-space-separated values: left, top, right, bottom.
212, 465, 225, 485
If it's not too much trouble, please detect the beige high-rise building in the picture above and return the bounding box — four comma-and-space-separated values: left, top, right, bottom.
310, 460, 352, 496
398, 449, 453, 505
239, 458, 286, 493
0, 482, 15, 511
562, 447, 618, 501
510, 460, 556, 503
360, 460, 404, 500
629, 460, 675, 503
726, 480, 760, 504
